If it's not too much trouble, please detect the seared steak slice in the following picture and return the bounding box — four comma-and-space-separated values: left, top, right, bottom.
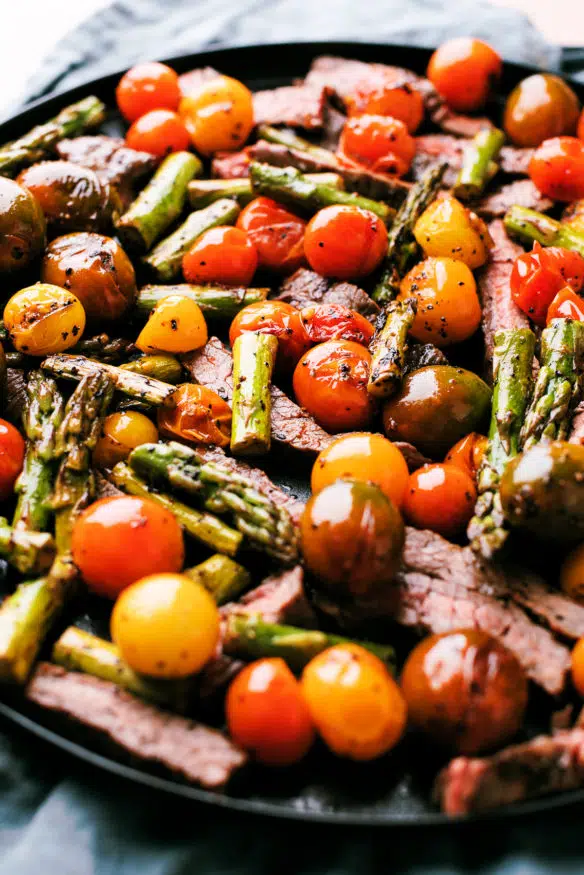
500, 146, 534, 176
319, 102, 347, 151
223, 566, 316, 628
211, 149, 251, 179
393, 442, 432, 472
474, 179, 554, 219
412, 135, 532, 187
56, 136, 157, 202
277, 268, 380, 321
182, 337, 333, 455
178, 66, 220, 97
511, 575, 584, 640
437, 111, 493, 139
253, 85, 329, 130
250, 140, 331, 173
27, 663, 247, 788
435, 727, 584, 815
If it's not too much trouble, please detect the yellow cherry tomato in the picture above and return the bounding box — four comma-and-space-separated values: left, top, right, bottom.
136, 293, 208, 354
301, 643, 407, 761
413, 195, 492, 269
93, 411, 159, 469
561, 543, 584, 603
178, 75, 254, 156
111, 572, 220, 678
311, 432, 409, 509
4, 283, 86, 355
398, 257, 482, 348
572, 637, 584, 696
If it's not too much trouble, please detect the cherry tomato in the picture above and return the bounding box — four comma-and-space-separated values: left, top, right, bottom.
311, 432, 409, 509
236, 197, 306, 273
338, 115, 416, 176
504, 74, 581, 147
178, 75, 254, 156
413, 195, 492, 270
111, 573, 219, 678
300, 303, 374, 346
182, 226, 258, 286
398, 257, 482, 347
579, 109, 584, 142
444, 432, 488, 481
529, 136, 584, 202
229, 300, 310, 372
347, 79, 424, 133
71, 495, 184, 599
226, 658, 315, 766
93, 411, 159, 469
0, 419, 25, 501
116, 62, 181, 123
136, 293, 208, 354
427, 38, 502, 112
304, 206, 387, 281
125, 109, 190, 157
301, 644, 407, 761
510, 243, 584, 326
561, 543, 584, 602
403, 463, 477, 539
4, 284, 86, 355
547, 286, 584, 324
293, 340, 375, 432
572, 637, 584, 696
157, 383, 232, 448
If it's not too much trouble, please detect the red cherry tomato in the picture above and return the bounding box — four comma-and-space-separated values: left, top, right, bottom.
229, 300, 311, 372
338, 115, 415, 176
0, 419, 25, 501
427, 38, 502, 112
510, 243, 584, 325
529, 137, 584, 202
403, 463, 477, 539
547, 286, 584, 324
304, 206, 388, 281
116, 62, 181, 123
347, 79, 425, 133
300, 303, 374, 346
125, 109, 190, 156
579, 110, 584, 142
182, 226, 258, 286
226, 658, 315, 766
236, 197, 306, 273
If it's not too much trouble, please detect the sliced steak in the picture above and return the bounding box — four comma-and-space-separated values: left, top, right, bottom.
178, 66, 220, 97
435, 727, 584, 815
253, 85, 329, 130
211, 149, 251, 179
319, 102, 347, 151
182, 337, 333, 455
223, 566, 316, 628
569, 402, 584, 444
511, 575, 584, 641
474, 179, 554, 219
500, 146, 534, 176
277, 268, 380, 321
26, 663, 247, 789
412, 135, 532, 187
437, 111, 493, 139
393, 441, 432, 472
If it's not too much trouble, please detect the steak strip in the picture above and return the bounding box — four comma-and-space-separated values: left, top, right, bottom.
473, 179, 554, 219
26, 663, 247, 789
252, 85, 329, 130
412, 135, 533, 187
277, 267, 380, 321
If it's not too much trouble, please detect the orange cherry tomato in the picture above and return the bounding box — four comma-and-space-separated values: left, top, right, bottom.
510, 243, 584, 326
178, 75, 254, 156
157, 383, 232, 448
338, 115, 415, 176
300, 303, 374, 346
579, 109, 584, 142
229, 300, 310, 372
403, 463, 477, 539
0, 419, 25, 501
236, 197, 306, 273
504, 74, 581, 148
182, 226, 258, 286
293, 340, 375, 432
116, 62, 181, 123
301, 644, 407, 761
427, 38, 502, 112
347, 79, 424, 133
547, 286, 584, 324
71, 496, 184, 599
304, 206, 388, 281
125, 109, 190, 157
311, 432, 409, 509
444, 432, 488, 481
226, 658, 315, 766
529, 137, 584, 202
572, 637, 584, 696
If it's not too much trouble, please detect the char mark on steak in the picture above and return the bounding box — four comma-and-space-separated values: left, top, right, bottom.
252, 84, 329, 130
26, 663, 247, 789
473, 179, 554, 219
277, 268, 380, 321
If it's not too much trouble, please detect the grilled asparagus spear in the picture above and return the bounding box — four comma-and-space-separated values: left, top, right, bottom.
135, 284, 269, 321
0, 521, 54, 575
188, 173, 343, 209
120, 354, 183, 384
368, 299, 417, 398
504, 206, 584, 258
184, 554, 251, 605
453, 128, 505, 200
230, 333, 277, 456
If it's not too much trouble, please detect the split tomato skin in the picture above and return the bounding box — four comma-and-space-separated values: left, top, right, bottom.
0, 419, 25, 501
182, 226, 258, 286
529, 137, 584, 202
444, 432, 488, 481
303, 205, 388, 281
339, 115, 416, 176
300, 303, 374, 347
510, 243, 584, 326
116, 62, 181, 122
157, 383, 232, 447
546, 287, 584, 324
229, 300, 310, 373
236, 197, 306, 273
427, 38, 502, 112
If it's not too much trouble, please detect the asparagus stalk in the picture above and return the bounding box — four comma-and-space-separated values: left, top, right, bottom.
120, 354, 183, 384
188, 173, 343, 209
52, 627, 191, 711
0, 96, 106, 177
372, 163, 447, 305
519, 318, 584, 449
223, 614, 396, 673
110, 462, 243, 556
368, 298, 417, 398
504, 206, 584, 258
0, 578, 58, 682
257, 124, 342, 165
135, 284, 269, 321
72, 334, 137, 363
230, 333, 277, 456
249, 162, 394, 224
143, 198, 241, 282
128, 441, 299, 564
0, 520, 54, 574
468, 328, 536, 559
453, 128, 506, 200
41, 354, 177, 407
184, 554, 251, 605
116, 152, 202, 253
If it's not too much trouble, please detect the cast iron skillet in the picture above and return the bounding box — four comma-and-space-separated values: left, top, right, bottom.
1, 41, 583, 826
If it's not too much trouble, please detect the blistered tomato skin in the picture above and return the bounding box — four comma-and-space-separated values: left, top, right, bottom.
179, 75, 254, 156
93, 411, 159, 469
529, 137, 584, 202
546, 287, 584, 324
229, 300, 310, 373
339, 115, 416, 175
304, 206, 388, 281
116, 62, 181, 122
182, 226, 257, 286
504, 74, 581, 147
236, 197, 306, 273
136, 294, 208, 354
413, 196, 491, 270
347, 80, 425, 133
300, 304, 374, 346
510, 244, 584, 326
0, 420, 26, 501
157, 383, 232, 447
125, 109, 190, 157
4, 284, 86, 356
403, 463, 477, 538
427, 38, 502, 112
